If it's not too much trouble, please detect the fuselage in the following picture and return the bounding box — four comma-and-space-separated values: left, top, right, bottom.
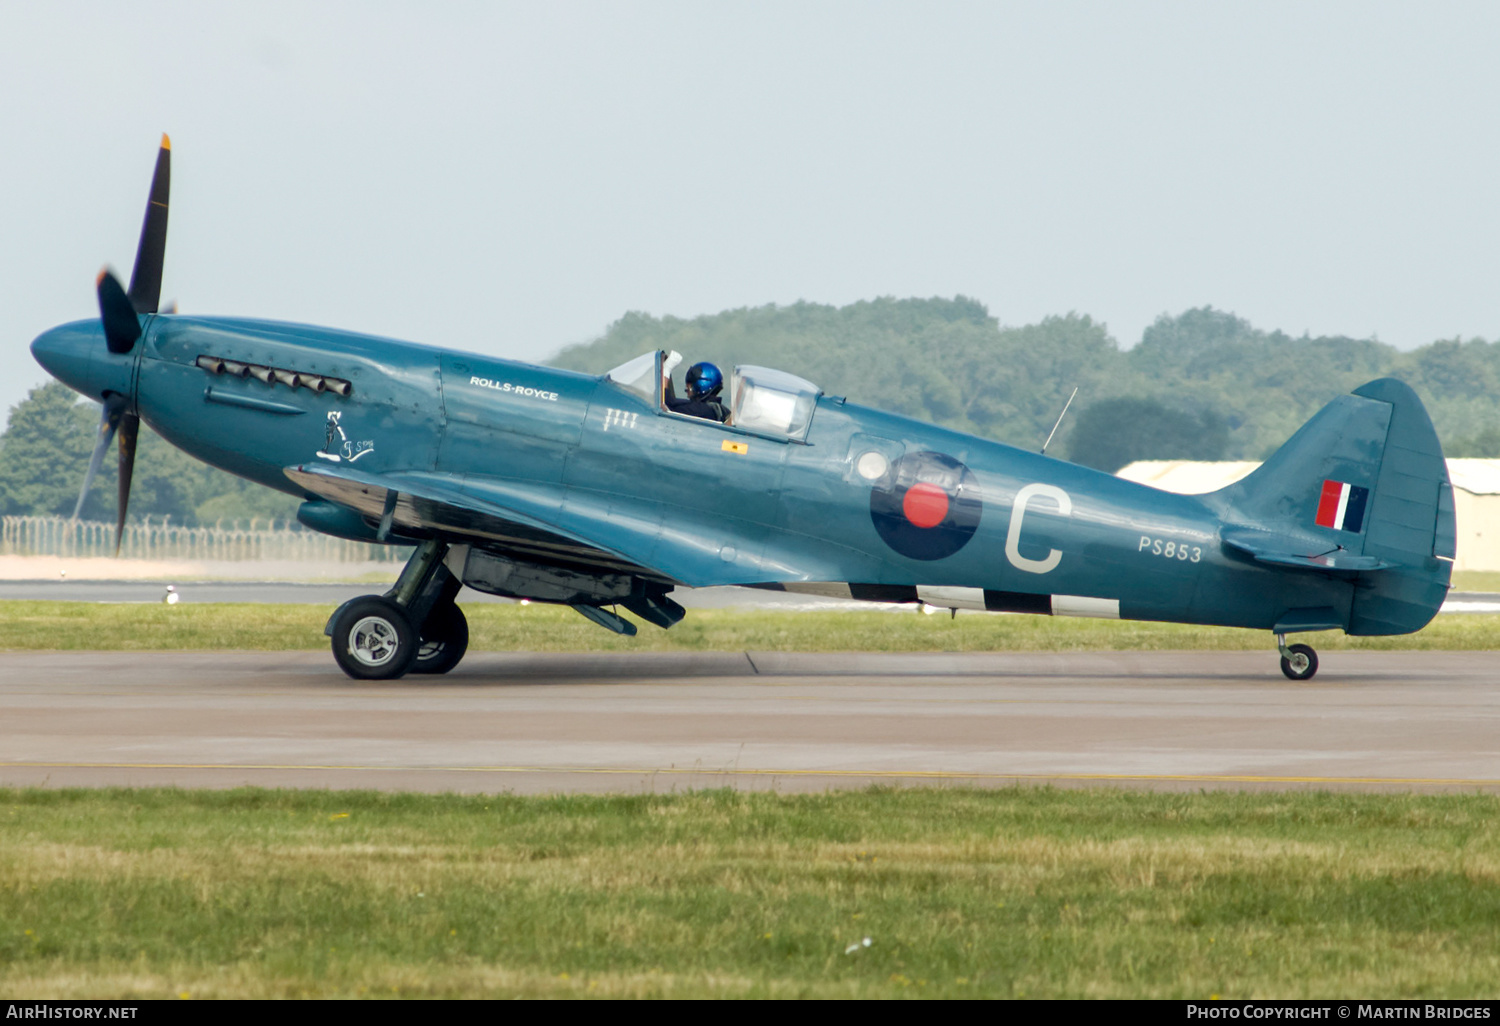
31, 313, 1372, 633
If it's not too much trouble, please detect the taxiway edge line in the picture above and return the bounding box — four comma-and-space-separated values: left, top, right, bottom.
3, 761, 1499, 788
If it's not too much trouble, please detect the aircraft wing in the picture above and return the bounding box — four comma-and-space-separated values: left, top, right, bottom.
1220, 529, 1394, 573
285, 463, 679, 583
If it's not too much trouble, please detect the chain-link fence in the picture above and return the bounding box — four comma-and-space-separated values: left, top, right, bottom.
0, 515, 411, 562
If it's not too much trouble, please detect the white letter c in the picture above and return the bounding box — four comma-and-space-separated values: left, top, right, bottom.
1006, 483, 1071, 574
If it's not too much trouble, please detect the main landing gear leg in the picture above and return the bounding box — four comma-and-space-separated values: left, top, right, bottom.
410, 569, 468, 676
328, 539, 454, 681
1276, 633, 1319, 681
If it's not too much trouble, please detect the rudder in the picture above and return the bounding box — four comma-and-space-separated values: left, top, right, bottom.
1345, 378, 1454, 634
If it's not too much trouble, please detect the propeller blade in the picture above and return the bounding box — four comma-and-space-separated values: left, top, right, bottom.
115, 413, 139, 556
97, 269, 141, 354
127, 134, 171, 314
71, 394, 128, 520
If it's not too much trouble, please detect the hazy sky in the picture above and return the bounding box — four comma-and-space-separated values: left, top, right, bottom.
5, 1, 1500, 420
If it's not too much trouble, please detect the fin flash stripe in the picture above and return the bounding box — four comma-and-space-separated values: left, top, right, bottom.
1316, 479, 1369, 532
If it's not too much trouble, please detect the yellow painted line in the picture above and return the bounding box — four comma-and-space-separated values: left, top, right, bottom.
2, 761, 1498, 787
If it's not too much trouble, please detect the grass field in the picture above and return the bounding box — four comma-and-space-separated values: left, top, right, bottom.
1452, 570, 1500, 592
2, 787, 1497, 999
2, 599, 1500, 652
4, 602, 1497, 999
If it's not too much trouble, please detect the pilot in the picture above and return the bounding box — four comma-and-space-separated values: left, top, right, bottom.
666, 362, 729, 423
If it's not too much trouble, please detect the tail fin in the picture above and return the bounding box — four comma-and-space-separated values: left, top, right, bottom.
1213, 378, 1454, 635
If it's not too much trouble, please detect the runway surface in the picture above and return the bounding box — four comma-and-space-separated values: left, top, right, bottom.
2, 650, 1497, 794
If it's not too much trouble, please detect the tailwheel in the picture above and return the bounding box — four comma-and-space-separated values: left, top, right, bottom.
411, 602, 469, 675
331, 595, 419, 680
1278, 641, 1319, 681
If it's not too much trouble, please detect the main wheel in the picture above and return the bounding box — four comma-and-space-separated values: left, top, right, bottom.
411, 602, 469, 675
331, 596, 419, 680
1279, 643, 1318, 681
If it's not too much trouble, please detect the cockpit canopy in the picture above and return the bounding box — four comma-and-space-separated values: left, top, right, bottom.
726, 365, 821, 441
605, 351, 822, 442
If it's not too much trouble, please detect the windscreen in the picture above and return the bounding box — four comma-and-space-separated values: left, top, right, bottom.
604, 351, 661, 400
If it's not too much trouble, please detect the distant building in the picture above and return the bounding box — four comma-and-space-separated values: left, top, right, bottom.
1117, 459, 1500, 573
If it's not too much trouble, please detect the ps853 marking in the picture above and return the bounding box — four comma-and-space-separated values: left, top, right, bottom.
1139, 535, 1201, 562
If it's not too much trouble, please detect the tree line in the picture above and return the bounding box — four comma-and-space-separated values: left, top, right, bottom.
551, 300, 1500, 471
0, 382, 299, 525
3, 300, 1498, 523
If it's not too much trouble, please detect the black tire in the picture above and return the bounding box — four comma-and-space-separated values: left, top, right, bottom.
330, 595, 419, 680
1279, 643, 1318, 681
411, 602, 469, 675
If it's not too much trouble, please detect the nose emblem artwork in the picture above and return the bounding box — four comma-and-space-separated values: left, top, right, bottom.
869, 452, 983, 561
316, 411, 375, 463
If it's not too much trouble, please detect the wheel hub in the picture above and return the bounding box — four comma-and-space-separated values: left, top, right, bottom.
349, 615, 401, 666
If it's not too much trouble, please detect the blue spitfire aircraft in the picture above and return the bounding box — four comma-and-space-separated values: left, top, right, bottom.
31, 139, 1457, 681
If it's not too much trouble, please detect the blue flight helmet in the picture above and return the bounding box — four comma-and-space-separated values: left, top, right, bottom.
685, 362, 723, 400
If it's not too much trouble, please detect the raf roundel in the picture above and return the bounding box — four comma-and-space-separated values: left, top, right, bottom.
902, 483, 949, 528
869, 451, 983, 560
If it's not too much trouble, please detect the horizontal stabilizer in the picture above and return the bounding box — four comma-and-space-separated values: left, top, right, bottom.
1273, 607, 1344, 633
1221, 530, 1394, 573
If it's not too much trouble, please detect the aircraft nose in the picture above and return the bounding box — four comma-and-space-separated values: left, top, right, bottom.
30, 319, 129, 401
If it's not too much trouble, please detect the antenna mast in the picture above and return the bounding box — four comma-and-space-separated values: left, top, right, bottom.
1040, 387, 1079, 456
